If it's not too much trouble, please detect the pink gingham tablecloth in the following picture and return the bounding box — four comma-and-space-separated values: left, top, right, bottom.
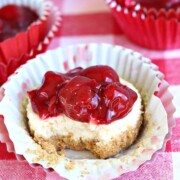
0, 0, 180, 179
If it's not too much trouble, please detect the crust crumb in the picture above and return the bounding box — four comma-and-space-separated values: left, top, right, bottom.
28, 113, 143, 159
65, 159, 75, 170
26, 145, 64, 166
82, 171, 90, 175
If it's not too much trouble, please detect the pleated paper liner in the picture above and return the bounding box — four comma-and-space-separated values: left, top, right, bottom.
106, 0, 180, 50
0, 0, 62, 85
0, 44, 175, 179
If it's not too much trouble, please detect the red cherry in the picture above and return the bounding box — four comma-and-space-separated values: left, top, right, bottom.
102, 82, 137, 121
28, 71, 67, 119
81, 65, 120, 83
48, 96, 63, 117
40, 71, 68, 99
66, 67, 83, 77
58, 76, 99, 122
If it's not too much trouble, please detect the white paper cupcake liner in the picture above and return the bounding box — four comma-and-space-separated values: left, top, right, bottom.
0, 44, 175, 180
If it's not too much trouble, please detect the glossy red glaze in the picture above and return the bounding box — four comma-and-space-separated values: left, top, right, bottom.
0, 5, 38, 42
116, 0, 180, 10
81, 65, 119, 83
28, 65, 138, 124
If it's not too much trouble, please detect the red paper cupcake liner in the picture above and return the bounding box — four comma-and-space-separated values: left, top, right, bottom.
0, 0, 62, 85
106, 0, 180, 50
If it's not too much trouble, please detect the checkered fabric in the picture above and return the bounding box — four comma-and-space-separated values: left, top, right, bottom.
0, 0, 180, 179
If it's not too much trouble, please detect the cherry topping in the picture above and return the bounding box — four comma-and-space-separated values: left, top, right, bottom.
0, 5, 38, 42
116, 0, 180, 10
65, 67, 83, 77
102, 82, 137, 121
28, 72, 68, 119
135, 0, 180, 10
81, 65, 120, 83
28, 66, 138, 124
58, 76, 99, 122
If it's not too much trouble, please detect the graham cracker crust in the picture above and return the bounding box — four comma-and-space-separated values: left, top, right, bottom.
30, 115, 143, 159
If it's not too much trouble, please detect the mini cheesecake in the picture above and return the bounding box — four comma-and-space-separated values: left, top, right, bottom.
116, 0, 180, 10
27, 65, 143, 159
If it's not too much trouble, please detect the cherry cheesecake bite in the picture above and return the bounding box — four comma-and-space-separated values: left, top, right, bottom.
116, 0, 180, 10
27, 65, 143, 159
